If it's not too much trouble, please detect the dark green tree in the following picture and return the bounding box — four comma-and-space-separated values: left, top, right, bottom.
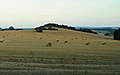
114, 28, 120, 40
8, 26, 15, 30
35, 27, 43, 32
104, 33, 110, 36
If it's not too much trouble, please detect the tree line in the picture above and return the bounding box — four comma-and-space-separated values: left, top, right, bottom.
35, 23, 98, 34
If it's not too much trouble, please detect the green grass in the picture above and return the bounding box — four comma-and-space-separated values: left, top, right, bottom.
0, 29, 120, 75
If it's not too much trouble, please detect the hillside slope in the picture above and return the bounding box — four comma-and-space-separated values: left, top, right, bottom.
0, 29, 120, 75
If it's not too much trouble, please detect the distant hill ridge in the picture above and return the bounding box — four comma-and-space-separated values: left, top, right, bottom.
35, 23, 98, 34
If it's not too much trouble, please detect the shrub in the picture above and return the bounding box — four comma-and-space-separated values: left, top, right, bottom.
104, 33, 110, 36
35, 27, 43, 32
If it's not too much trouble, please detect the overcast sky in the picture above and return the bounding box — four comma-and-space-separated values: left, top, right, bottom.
0, 0, 120, 28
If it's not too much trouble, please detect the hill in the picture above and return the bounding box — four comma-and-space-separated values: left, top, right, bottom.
0, 29, 120, 75
35, 23, 98, 34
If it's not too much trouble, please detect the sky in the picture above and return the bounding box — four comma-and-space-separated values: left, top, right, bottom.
0, 0, 120, 28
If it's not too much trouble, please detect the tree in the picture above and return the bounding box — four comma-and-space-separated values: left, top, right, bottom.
104, 33, 110, 36
114, 28, 120, 40
35, 27, 43, 32
36, 29, 43, 32
8, 26, 15, 30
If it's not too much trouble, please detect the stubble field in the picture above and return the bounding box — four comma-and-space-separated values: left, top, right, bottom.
0, 28, 120, 75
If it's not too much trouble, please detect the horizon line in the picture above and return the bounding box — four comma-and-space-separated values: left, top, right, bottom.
0, 25, 120, 28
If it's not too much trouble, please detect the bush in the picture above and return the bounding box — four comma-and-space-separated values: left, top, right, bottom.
36, 29, 43, 32
104, 33, 110, 36
35, 27, 43, 32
